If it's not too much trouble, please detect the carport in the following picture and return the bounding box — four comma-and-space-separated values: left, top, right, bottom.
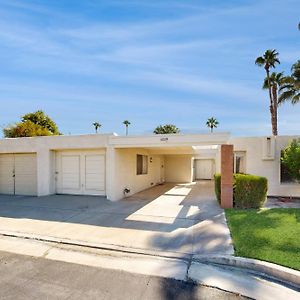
108, 133, 234, 208
0, 133, 234, 208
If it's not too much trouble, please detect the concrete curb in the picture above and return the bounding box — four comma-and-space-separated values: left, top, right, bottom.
1, 230, 299, 293
193, 254, 300, 289
0, 230, 192, 261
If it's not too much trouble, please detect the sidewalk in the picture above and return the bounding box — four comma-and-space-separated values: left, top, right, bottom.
0, 234, 298, 300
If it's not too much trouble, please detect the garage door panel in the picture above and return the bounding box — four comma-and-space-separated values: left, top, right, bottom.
15, 177, 37, 195
85, 155, 105, 191
0, 154, 37, 196
14, 154, 37, 173
62, 174, 80, 189
61, 156, 81, 190
56, 151, 105, 195
85, 174, 105, 191
0, 155, 14, 194
0, 179, 14, 195
14, 154, 37, 195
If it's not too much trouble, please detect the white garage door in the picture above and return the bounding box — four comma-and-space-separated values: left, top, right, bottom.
56, 150, 105, 195
195, 159, 214, 180
0, 154, 14, 195
0, 154, 37, 196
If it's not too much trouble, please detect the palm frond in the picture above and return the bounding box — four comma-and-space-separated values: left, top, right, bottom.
279, 76, 294, 90
291, 93, 300, 104
278, 90, 295, 104
262, 77, 269, 89
255, 56, 265, 66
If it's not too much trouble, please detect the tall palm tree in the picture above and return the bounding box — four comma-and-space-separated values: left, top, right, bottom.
206, 117, 219, 133
255, 49, 280, 136
263, 72, 284, 135
123, 120, 131, 136
279, 60, 300, 105
92, 122, 101, 133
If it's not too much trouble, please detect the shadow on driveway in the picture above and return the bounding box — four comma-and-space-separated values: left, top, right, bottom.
0, 181, 233, 255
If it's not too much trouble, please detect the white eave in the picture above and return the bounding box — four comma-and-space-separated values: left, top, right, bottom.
109, 132, 231, 148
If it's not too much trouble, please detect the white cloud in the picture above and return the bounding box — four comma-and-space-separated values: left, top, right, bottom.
0, 0, 299, 136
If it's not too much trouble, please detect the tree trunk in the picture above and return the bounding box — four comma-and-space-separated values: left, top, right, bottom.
265, 67, 276, 135
272, 84, 278, 136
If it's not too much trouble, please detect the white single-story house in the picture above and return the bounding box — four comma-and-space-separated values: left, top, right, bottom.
0, 133, 299, 200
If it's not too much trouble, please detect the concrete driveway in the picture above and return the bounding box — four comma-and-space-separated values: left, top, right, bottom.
0, 181, 233, 256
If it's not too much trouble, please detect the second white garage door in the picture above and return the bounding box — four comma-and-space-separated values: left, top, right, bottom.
55, 150, 105, 195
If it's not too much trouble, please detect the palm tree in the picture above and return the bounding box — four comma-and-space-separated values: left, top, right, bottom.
123, 120, 131, 135
92, 122, 101, 133
279, 60, 300, 105
153, 124, 180, 134
206, 117, 219, 133
255, 49, 280, 136
263, 72, 284, 135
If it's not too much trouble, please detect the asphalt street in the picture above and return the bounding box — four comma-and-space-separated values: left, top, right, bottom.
0, 250, 247, 300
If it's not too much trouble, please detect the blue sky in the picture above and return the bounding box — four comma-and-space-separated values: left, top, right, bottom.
0, 0, 299, 136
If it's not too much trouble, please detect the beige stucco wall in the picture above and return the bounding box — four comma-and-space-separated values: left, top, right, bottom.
164, 155, 193, 183
111, 148, 163, 201
0, 134, 110, 197
1, 133, 299, 199
229, 136, 300, 197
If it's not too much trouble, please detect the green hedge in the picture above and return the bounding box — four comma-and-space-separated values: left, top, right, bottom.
214, 174, 221, 204
214, 173, 268, 209
234, 174, 268, 208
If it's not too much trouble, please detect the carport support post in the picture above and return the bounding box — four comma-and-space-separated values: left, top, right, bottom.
221, 144, 233, 209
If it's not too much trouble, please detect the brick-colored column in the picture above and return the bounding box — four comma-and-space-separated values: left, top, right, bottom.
221, 144, 233, 208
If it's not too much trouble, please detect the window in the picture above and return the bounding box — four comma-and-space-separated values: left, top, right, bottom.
137, 155, 148, 175
280, 151, 294, 183
234, 152, 246, 174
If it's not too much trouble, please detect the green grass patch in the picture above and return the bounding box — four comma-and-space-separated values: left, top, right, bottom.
225, 208, 300, 271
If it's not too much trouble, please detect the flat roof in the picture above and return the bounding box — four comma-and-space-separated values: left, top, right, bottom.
109, 132, 231, 148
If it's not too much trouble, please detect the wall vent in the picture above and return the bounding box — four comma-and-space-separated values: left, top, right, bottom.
262, 136, 275, 160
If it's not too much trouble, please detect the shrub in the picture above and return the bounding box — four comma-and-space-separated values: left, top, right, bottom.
234, 174, 268, 208
281, 139, 300, 182
214, 173, 268, 209
214, 173, 221, 204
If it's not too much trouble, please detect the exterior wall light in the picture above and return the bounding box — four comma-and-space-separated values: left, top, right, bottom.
123, 188, 130, 196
